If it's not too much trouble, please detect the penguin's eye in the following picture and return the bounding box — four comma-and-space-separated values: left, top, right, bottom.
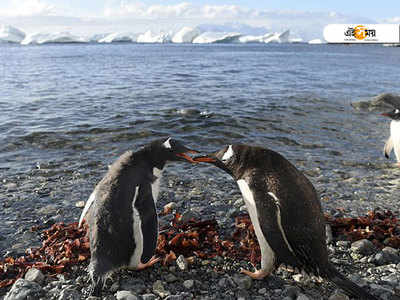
221, 145, 234, 162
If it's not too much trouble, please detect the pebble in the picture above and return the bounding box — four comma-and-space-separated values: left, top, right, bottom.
142, 294, 157, 300
58, 287, 81, 300
5, 278, 43, 300
115, 291, 139, 300
296, 293, 310, 300
176, 255, 188, 271
75, 201, 85, 208
165, 273, 178, 283
328, 290, 350, 300
153, 280, 170, 298
350, 239, 376, 255
183, 279, 194, 289
24, 267, 45, 284
233, 274, 252, 290
374, 247, 400, 266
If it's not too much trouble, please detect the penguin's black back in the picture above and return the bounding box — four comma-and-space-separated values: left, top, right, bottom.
87, 149, 158, 274
237, 146, 328, 273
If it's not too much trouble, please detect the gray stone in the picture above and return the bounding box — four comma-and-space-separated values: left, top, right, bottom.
351, 93, 400, 112
142, 294, 157, 300
115, 291, 139, 300
153, 280, 170, 298
183, 279, 194, 289
165, 273, 178, 283
328, 290, 350, 300
351, 239, 376, 256
233, 274, 252, 290
296, 294, 311, 300
381, 273, 399, 287
5, 278, 43, 300
284, 285, 301, 298
75, 201, 85, 208
25, 268, 45, 284
57, 287, 81, 300
258, 288, 267, 295
176, 255, 188, 271
336, 241, 351, 248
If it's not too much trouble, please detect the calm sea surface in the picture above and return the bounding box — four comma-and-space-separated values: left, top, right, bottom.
1, 43, 400, 254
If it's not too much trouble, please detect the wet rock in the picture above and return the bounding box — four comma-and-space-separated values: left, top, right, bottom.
351, 93, 400, 112
284, 285, 301, 298
25, 268, 45, 284
233, 274, 252, 290
351, 239, 376, 256
328, 290, 350, 300
142, 294, 157, 300
326, 224, 333, 244
5, 278, 44, 300
115, 291, 139, 300
296, 293, 311, 300
153, 280, 170, 298
165, 273, 178, 283
75, 201, 85, 208
183, 279, 194, 289
176, 255, 188, 271
58, 287, 81, 300
374, 247, 400, 265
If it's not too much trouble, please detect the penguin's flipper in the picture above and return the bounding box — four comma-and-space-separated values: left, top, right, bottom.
78, 190, 97, 227
384, 136, 393, 159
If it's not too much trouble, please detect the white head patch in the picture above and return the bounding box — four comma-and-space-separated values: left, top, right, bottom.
395, 109, 400, 114
162, 137, 172, 149
222, 145, 234, 161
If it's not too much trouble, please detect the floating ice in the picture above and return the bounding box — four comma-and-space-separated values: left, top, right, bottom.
237, 30, 290, 43
0, 25, 25, 43
21, 32, 87, 45
289, 37, 304, 43
192, 32, 241, 44
137, 30, 171, 43
98, 32, 138, 43
308, 39, 324, 44
172, 27, 201, 43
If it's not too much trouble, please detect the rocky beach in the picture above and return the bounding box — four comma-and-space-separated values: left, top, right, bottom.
2, 43, 400, 299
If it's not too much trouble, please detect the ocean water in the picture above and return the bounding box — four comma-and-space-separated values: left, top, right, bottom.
1, 43, 400, 254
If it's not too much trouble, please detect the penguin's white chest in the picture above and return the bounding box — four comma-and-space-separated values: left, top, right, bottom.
151, 168, 163, 202
129, 186, 143, 268
237, 179, 275, 270
391, 120, 400, 161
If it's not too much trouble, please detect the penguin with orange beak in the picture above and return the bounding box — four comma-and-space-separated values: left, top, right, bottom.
194, 144, 378, 300
79, 137, 198, 296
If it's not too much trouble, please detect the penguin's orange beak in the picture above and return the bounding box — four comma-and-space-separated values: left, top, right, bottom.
192, 155, 217, 163
176, 149, 199, 163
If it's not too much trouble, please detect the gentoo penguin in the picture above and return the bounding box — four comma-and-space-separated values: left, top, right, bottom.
78, 138, 197, 296
194, 144, 378, 300
382, 108, 400, 165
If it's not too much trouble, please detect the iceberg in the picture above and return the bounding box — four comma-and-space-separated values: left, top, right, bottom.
172, 27, 201, 43
308, 39, 324, 44
0, 25, 25, 43
98, 32, 138, 43
137, 30, 171, 43
237, 30, 290, 43
263, 30, 290, 43
21, 32, 87, 45
192, 32, 241, 44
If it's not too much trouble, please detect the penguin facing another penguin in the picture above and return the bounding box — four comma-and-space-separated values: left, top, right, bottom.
79, 138, 197, 296
194, 144, 378, 300
382, 108, 400, 165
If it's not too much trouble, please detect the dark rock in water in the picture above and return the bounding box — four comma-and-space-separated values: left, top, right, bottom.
351, 93, 400, 112
4, 278, 43, 300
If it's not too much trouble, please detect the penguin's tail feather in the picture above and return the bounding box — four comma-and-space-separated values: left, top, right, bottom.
324, 263, 379, 300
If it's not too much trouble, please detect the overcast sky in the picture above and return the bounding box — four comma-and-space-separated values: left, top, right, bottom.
1, 0, 399, 39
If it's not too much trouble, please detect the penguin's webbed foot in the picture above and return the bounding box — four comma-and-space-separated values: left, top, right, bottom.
240, 267, 270, 280
136, 256, 161, 271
